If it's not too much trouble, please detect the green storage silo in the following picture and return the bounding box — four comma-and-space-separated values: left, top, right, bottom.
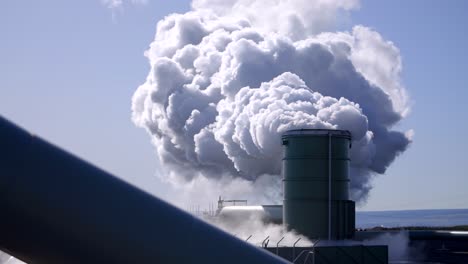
282, 129, 355, 240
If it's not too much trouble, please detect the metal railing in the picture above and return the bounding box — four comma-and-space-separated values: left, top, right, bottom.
261, 236, 270, 248
293, 250, 315, 264
276, 237, 285, 255
292, 238, 302, 259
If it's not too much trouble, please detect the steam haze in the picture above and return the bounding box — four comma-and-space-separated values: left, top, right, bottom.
131, 0, 412, 206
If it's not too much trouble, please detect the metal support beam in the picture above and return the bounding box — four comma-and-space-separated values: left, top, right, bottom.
0, 116, 288, 264
328, 132, 332, 240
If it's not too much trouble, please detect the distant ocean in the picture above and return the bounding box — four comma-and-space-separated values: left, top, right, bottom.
356, 208, 468, 228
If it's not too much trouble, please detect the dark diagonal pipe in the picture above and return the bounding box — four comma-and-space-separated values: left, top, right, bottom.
0, 116, 288, 264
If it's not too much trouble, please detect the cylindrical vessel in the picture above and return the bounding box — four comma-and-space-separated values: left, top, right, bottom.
282, 129, 355, 240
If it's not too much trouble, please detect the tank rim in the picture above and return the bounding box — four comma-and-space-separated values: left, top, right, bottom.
282, 129, 351, 139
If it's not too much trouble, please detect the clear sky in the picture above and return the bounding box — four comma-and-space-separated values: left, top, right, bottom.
1, 0, 467, 211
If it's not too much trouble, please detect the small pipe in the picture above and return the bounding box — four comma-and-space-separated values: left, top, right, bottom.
312, 239, 320, 251
311, 240, 321, 264
262, 236, 270, 248
292, 237, 301, 260
276, 237, 284, 255
245, 235, 252, 242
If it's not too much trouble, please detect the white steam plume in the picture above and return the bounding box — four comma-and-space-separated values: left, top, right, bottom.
192, 0, 360, 39
132, 0, 412, 205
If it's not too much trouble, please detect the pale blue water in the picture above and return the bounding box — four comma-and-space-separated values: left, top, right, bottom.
356, 208, 468, 228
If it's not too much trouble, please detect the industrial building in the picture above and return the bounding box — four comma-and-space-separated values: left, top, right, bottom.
215, 129, 468, 263
1, 117, 468, 263
216, 129, 388, 263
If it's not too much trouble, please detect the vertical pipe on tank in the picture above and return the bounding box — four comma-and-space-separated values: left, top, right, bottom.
328, 132, 332, 241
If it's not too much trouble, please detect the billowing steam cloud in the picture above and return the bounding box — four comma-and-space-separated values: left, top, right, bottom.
192, 0, 360, 39
132, 0, 411, 204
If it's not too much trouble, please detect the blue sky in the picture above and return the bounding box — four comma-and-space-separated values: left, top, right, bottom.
1, 0, 467, 211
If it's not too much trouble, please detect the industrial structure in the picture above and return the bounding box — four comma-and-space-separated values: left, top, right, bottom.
282, 129, 355, 240
2, 117, 466, 263
210, 128, 468, 263
217, 129, 388, 263
218, 129, 357, 238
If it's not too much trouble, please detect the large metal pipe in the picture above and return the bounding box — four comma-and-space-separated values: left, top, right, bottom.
0, 116, 288, 264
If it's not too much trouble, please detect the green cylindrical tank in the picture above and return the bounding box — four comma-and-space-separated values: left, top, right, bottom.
282, 129, 355, 240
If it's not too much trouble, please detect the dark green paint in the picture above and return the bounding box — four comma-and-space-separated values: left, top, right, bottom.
282, 129, 355, 240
